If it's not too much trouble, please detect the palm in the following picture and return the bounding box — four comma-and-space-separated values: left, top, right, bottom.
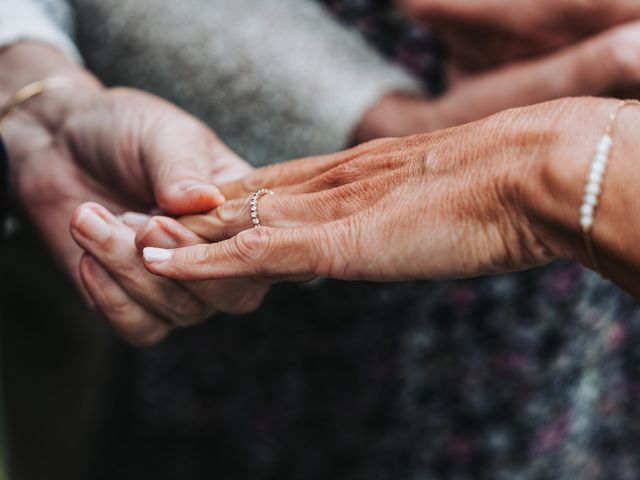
18, 138, 130, 288
62, 88, 251, 213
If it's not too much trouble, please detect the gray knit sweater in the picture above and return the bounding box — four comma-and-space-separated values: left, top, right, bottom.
8, 0, 420, 166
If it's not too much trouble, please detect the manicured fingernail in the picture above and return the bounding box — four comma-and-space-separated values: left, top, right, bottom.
122, 212, 151, 227
143, 247, 173, 263
75, 208, 111, 243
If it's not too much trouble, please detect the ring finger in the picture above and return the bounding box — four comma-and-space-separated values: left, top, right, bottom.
179, 172, 402, 242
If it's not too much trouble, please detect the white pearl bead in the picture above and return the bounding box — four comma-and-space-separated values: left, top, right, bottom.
581, 214, 593, 230
597, 134, 613, 153
591, 159, 607, 174
583, 193, 598, 206
588, 170, 603, 183
594, 151, 608, 164
581, 204, 594, 217
585, 182, 601, 196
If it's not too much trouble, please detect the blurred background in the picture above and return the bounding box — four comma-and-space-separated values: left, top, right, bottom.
4, 1, 640, 480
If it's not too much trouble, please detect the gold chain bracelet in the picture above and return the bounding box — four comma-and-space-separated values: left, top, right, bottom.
0, 76, 74, 124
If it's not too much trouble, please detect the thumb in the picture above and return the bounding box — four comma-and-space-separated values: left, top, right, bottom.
151, 159, 226, 215
142, 111, 241, 215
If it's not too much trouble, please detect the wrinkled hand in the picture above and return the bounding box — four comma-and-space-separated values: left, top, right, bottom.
4, 42, 252, 345
141, 98, 640, 300
140, 102, 560, 283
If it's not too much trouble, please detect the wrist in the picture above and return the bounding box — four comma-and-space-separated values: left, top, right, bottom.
0, 42, 103, 131
520, 98, 627, 268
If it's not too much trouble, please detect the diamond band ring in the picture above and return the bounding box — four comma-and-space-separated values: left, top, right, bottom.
250, 188, 274, 228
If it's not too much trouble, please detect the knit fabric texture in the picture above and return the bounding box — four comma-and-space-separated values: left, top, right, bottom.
71, 0, 422, 166
0, 0, 80, 62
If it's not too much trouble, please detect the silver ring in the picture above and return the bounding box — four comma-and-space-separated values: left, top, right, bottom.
250, 188, 274, 228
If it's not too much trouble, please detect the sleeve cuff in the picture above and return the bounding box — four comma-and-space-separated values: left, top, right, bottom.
0, 0, 82, 64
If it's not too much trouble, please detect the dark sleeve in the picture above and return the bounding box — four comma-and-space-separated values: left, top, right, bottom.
0, 136, 8, 242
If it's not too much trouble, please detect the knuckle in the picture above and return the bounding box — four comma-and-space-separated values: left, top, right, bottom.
233, 228, 270, 266
217, 199, 246, 224
115, 259, 142, 284
240, 172, 266, 195
184, 245, 212, 268
314, 162, 359, 190
102, 292, 135, 320
313, 221, 358, 279
135, 217, 163, 247
166, 292, 203, 326
154, 163, 182, 202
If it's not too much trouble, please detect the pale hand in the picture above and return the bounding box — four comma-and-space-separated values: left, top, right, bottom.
4, 42, 253, 345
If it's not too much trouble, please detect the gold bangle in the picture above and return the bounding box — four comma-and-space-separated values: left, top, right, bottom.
580, 99, 640, 276
0, 76, 74, 124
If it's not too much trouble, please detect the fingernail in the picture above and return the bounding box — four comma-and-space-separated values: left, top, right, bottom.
143, 247, 173, 263
182, 184, 226, 204
123, 212, 151, 227
75, 208, 111, 243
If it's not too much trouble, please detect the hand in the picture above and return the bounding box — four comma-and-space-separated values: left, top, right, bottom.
356, 19, 640, 139
399, 0, 640, 72
141, 98, 640, 300
65, 203, 270, 345
3, 42, 251, 345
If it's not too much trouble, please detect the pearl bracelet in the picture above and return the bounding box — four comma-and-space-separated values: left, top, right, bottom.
580, 99, 640, 274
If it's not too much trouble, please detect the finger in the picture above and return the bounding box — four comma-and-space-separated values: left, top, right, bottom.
432, 25, 640, 128
80, 254, 171, 347
180, 173, 396, 242
136, 216, 270, 313
142, 223, 351, 281
70, 202, 208, 326
218, 138, 391, 200
121, 211, 152, 233
134, 215, 205, 253
140, 105, 249, 214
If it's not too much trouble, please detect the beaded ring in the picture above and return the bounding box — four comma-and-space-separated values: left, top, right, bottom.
249, 188, 274, 228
